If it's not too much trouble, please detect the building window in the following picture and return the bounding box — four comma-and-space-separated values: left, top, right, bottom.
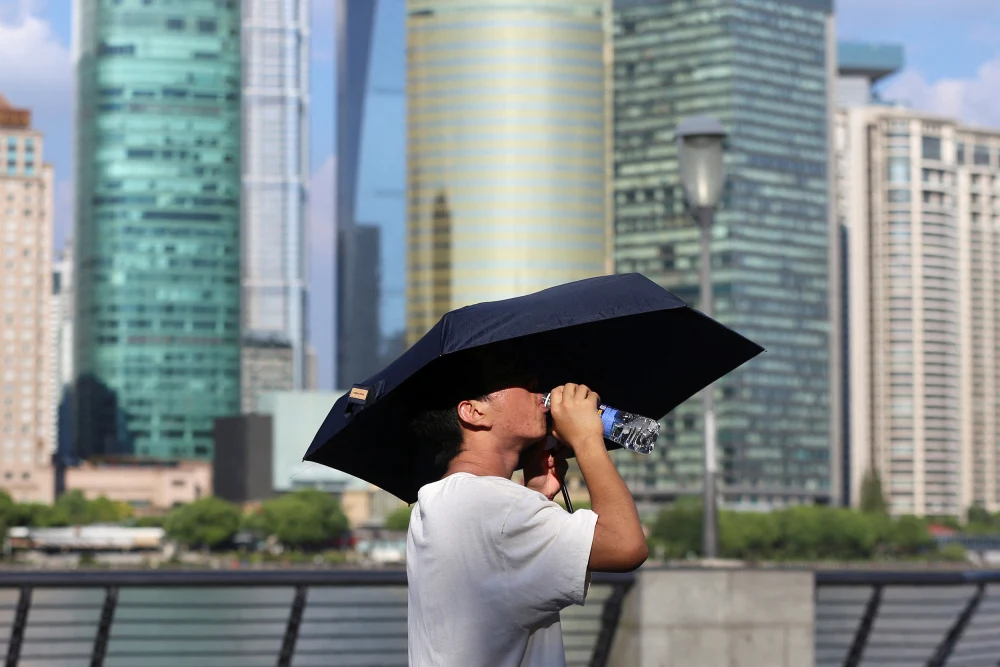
956, 143, 965, 164
974, 145, 990, 166
887, 157, 909, 183
922, 136, 942, 161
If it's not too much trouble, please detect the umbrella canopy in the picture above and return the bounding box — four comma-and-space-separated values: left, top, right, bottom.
305, 273, 763, 502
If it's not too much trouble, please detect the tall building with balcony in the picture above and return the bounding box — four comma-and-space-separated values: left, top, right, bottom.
834, 41, 904, 507
0, 93, 55, 503
405, 0, 612, 346
613, 0, 837, 508
836, 41, 906, 108
241, 0, 310, 404
838, 106, 1000, 515
336, 0, 407, 387
73, 0, 242, 462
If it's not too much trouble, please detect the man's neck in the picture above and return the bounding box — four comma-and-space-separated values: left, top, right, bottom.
445, 437, 522, 480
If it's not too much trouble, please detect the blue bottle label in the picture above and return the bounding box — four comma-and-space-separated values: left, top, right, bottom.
599, 407, 619, 437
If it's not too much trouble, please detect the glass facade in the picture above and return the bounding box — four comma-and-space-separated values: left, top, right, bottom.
614, 0, 834, 506
73, 0, 242, 461
336, 0, 407, 388
405, 0, 612, 345
241, 0, 309, 394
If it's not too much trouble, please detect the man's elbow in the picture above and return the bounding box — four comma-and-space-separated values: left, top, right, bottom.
591, 540, 648, 573
625, 540, 648, 570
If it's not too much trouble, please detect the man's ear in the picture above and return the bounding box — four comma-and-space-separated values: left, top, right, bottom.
457, 397, 490, 429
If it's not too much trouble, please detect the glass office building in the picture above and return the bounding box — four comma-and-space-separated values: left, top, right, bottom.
241, 0, 309, 397
406, 0, 612, 346
613, 0, 836, 507
73, 0, 242, 461
336, 0, 407, 388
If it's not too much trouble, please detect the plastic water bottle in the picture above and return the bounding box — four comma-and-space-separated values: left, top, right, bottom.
543, 393, 658, 455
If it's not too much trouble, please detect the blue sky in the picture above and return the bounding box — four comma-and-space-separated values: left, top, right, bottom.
1, 0, 999, 389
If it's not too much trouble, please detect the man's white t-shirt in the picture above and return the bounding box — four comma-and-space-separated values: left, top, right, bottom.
406, 472, 598, 666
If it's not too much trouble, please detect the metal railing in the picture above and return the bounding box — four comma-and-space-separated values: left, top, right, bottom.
815, 570, 1000, 667
0, 569, 634, 667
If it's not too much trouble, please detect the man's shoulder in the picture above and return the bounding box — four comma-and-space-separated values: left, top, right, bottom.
420, 473, 540, 506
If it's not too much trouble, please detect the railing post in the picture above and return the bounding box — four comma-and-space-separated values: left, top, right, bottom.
590, 579, 633, 667
90, 585, 119, 667
926, 582, 985, 667
277, 584, 308, 667
4, 585, 32, 667
844, 583, 882, 667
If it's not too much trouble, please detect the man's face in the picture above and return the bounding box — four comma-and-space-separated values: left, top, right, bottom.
484, 381, 548, 444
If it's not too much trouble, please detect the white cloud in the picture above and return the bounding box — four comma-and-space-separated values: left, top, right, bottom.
0, 4, 72, 105
308, 155, 337, 390
884, 57, 1000, 130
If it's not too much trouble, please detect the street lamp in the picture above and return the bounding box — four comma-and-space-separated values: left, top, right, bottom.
676, 116, 727, 560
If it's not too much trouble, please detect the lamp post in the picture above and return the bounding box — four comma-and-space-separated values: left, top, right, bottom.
676, 116, 727, 559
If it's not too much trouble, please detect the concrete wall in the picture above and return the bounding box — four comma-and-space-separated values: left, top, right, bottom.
608, 569, 814, 667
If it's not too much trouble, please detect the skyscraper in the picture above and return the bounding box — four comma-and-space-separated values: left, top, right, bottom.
834, 40, 904, 507
405, 0, 612, 346
0, 93, 55, 503
613, 0, 837, 508
52, 241, 76, 489
838, 105, 1000, 516
73, 0, 242, 461
241, 0, 310, 403
336, 0, 407, 387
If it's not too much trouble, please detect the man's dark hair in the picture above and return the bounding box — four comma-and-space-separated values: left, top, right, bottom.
409, 399, 482, 471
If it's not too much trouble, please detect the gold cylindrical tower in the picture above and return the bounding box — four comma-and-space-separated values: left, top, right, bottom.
406, 0, 610, 344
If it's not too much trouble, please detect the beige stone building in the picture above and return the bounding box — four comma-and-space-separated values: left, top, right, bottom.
66, 461, 212, 512
838, 105, 1000, 515
0, 94, 54, 504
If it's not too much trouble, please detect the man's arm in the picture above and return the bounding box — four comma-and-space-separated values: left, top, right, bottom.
549, 384, 648, 573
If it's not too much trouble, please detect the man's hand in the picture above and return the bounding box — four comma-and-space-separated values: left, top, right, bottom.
522, 439, 569, 501
549, 383, 605, 453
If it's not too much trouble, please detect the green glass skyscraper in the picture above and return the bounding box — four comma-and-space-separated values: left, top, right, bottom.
613, 0, 837, 508
73, 0, 242, 461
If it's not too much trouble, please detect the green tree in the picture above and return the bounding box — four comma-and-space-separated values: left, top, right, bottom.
384, 506, 412, 532
132, 515, 166, 528
823, 509, 880, 560
53, 490, 91, 525
890, 515, 935, 557
650, 498, 701, 558
0, 491, 13, 542
719, 510, 778, 560
164, 497, 241, 550
10, 503, 67, 527
86, 496, 132, 524
860, 469, 889, 515
259, 489, 349, 550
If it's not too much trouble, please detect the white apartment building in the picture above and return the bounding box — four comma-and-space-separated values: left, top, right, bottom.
838, 105, 1000, 515
241, 0, 310, 402
0, 94, 55, 503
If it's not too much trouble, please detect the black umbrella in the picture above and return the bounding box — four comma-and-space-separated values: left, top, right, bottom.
304, 273, 763, 503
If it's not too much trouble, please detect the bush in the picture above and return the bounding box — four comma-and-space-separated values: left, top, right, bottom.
257, 489, 349, 551
164, 497, 241, 550
938, 542, 967, 562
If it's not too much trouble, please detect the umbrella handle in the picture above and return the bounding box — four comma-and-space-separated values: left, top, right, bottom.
560, 478, 574, 513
